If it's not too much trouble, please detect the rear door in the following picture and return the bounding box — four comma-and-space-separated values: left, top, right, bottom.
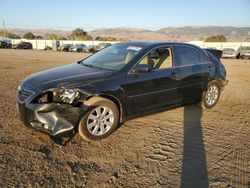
173, 45, 213, 104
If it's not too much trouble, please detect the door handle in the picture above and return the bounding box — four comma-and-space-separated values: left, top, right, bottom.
170, 72, 177, 79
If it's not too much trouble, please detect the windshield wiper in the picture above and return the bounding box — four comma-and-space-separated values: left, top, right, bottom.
80, 62, 114, 71
81, 63, 105, 70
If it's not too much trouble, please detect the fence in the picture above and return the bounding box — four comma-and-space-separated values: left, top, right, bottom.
189, 41, 250, 50
9, 39, 118, 50
7, 39, 250, 50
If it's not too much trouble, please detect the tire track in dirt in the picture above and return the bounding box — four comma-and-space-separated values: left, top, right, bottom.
203, 92, 250, 187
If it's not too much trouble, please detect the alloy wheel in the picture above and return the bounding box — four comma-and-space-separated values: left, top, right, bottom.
86, 106, 114, 136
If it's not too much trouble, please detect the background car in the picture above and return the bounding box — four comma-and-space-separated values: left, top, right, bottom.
69, 44, 87, 52
85, 45, 96, 53
1, 40, 12, 48
236, 46, 250, 59
94, 43, 111, 52
222, 48, 236, 58
12, 42, 33, 49
0, 41, 12, 48
58, 44, 72, 52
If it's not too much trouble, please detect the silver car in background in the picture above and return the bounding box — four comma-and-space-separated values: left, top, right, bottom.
69, 44, 87, 52
222, 48, 236, 58
94, 43, 111, 52
236, 46, 250, 59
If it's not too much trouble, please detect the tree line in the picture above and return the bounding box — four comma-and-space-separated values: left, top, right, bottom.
0, 28, 126, 41
0, 28, 227, 42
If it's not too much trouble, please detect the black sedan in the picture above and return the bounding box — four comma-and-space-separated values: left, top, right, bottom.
17, 42, 227, 141
0, 40, 12, 48
13, 41, 33, 49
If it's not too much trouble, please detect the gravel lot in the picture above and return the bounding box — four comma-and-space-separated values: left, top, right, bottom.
0, 49, 249, 188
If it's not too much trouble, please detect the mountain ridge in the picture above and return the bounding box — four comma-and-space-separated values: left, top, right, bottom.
4, 26, 250, 41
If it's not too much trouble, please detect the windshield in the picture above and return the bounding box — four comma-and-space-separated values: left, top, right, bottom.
80, 44, 143, 71
239, 46, 250, 50
223, 48, 235, 52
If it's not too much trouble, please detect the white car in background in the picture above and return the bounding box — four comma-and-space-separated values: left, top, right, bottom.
222, 48, 237, 59
236, 46, 250, 59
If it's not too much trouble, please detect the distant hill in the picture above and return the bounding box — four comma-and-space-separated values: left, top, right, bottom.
90, 26, 250, 42
5, 26, 250, 41
89, 27, 170, 41
6, 28, 70, 39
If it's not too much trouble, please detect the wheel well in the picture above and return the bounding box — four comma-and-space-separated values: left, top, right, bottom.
212, 78, 224, 88
98, 94, 123, 123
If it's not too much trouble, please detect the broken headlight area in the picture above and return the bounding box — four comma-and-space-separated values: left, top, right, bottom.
33, 88, 89, 104
52, 88, 80, 104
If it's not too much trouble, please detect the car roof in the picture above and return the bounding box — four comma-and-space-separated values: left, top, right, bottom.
116, 41, 199, 49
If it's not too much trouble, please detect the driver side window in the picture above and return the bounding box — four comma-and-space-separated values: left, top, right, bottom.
138, 47, 173, 70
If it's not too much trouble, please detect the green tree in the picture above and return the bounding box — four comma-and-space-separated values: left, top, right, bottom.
48, 33, 58, 40
23, 32, 35, 39
0, 30, 20, 39
95, 36, 102, 41
205, 35, 227, 42
70, 28, 92, 40
35, 35, 43, 39
95, 36, 126, 41
58, 36, 67, 40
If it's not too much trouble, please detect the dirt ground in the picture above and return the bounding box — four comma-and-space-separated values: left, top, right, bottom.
0, 49, 249, 188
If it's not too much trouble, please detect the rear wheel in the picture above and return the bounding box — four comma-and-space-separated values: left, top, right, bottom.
202, 81, 221, 109
78, 97, 119, 141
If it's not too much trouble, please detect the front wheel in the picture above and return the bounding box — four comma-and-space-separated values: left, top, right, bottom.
78, 97, 119, 141
202, 81, 221, 109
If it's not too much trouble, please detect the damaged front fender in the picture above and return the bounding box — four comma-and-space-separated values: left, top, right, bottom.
35, 103, 81, 136
17, 88, 94, 137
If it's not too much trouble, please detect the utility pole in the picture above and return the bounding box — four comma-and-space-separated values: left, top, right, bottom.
3, 19, 6, 37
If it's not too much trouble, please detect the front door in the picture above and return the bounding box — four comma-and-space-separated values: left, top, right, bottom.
122, 47, 182, 117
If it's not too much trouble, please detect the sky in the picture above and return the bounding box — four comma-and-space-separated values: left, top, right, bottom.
1, 0, 250, 31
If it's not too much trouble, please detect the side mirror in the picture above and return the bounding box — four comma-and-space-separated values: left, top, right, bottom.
132, 64, 150, 73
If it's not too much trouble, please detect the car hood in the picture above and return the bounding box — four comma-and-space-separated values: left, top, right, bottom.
21, 62, 113, 91
241, 49, 250, 53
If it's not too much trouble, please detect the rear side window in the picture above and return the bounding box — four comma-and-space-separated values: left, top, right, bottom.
174, 46, 209, 66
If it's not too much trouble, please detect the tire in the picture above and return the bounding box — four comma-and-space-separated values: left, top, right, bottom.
202, 81, 221, 109
241, 55, 246, 59
78, 97, 119, 141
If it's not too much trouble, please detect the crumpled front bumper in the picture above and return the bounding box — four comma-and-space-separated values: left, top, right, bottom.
17, 100, 83, 137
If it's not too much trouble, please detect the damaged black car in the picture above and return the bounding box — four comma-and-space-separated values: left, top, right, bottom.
17, 42, 227, 141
